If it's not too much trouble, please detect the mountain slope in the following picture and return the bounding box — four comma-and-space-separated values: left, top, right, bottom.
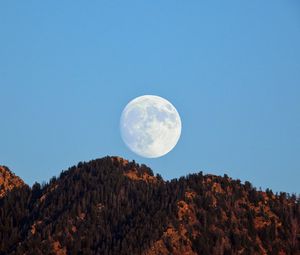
0, 166, 25, 198
0, 157, 299, 255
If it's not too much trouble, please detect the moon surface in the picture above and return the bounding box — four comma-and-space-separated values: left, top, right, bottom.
120, 95, 182, 158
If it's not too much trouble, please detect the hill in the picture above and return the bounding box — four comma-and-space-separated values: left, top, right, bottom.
0, 156, 299, 254
0, 166, 25, 198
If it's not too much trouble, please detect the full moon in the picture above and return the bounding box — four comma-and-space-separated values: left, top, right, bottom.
120, 95, 182, 158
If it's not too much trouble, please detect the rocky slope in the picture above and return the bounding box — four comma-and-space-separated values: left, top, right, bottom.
0, 157, 299, 254
0, 166, 25, 198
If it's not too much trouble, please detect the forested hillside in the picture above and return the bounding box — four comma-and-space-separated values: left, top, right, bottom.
0, 157, 299, 255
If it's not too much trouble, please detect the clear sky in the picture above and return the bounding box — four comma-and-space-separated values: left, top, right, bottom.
1, 1, 299, 193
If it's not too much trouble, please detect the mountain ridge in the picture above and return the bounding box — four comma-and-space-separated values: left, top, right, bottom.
0, 156, 299, 254
0, 165, 25, 198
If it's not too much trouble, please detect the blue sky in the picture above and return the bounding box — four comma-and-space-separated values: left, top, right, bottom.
1, 1, 299, 193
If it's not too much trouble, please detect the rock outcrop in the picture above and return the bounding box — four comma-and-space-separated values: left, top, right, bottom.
0, 165, 25, 198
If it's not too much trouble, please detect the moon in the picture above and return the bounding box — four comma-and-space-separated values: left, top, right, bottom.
120, 95, 182, 158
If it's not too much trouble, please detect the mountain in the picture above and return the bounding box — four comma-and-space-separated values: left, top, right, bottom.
0, 166, 25, 198
0, 156, 299, 255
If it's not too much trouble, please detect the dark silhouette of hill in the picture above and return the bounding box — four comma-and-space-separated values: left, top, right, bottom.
0, 156, 299, 255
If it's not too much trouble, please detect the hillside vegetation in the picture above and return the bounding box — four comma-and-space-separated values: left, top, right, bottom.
0, 157, 299, 254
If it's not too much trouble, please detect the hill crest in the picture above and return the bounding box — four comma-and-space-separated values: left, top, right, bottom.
0, 165, 25, 198
0, 156, 299, 254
